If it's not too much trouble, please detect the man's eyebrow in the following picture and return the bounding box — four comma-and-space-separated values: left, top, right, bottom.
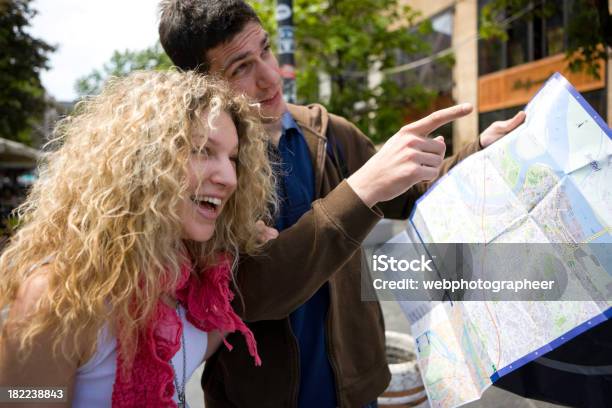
222, 33, 270, 72
223, 50, 251, 72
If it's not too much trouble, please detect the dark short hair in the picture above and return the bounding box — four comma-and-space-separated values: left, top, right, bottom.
158, 0, 261, 72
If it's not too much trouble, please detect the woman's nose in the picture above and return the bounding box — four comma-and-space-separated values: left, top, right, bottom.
209, 159, 237, 190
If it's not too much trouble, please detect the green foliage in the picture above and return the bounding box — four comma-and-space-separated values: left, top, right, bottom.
251, 0, 440, 143
0, 0, 55, 146
75, 43, 172, 96
5, 213, 20, 231
479, 0, 549, 41
479, 0, 611, 79
566, 0, 610, 79
0, 213, 20, 242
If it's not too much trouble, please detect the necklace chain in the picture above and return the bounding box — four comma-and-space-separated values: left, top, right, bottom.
169, 304, 187, 408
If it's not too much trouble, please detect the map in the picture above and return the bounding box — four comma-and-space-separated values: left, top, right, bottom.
397, 73, 612, 407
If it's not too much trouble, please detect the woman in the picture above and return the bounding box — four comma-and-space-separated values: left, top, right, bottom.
0, 70, 276, 407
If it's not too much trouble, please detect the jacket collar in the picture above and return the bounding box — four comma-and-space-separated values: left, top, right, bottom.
280, 111, 300, 133
286, 103, 330, 197
287, 103, 329, 141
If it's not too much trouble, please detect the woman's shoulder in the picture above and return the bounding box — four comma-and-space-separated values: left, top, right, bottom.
8, 263, 94, 364
11, 264, 53, 317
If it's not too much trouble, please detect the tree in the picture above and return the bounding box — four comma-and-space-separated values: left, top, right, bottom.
251, 0, 446, 143
75, 43, 172, 96
0, 0, 55, 146
480, 0, 611, 79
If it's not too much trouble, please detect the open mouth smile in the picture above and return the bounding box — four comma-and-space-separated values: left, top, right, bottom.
191, 195, 223, 220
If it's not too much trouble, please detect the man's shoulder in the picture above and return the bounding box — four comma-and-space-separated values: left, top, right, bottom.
288, 102, 328, 117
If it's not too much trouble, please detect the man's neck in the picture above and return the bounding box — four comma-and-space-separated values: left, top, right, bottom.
264, 119, 283, 146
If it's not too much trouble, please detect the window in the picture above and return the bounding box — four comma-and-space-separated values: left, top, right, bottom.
478, 106, 521, 133
478, 0, 568, 75
582, 89, 607, 121
478, 37, 504, 75
507, 19, 529, 67
544, 3, 565, 56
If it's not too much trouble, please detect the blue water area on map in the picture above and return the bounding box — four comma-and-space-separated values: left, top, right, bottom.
553, 176, 609, 242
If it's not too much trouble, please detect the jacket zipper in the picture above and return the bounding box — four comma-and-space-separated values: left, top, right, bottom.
286, 318, 301, 407
321, 127, 342, 407
325, 279, 343, 408
316, 139, 327, 196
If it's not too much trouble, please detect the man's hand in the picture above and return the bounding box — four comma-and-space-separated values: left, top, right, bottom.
255, 220, 279, 244
347, 103, 473, 208
479, 111, 526, 148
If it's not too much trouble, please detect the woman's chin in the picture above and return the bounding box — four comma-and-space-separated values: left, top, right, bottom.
183, 225, 215, 242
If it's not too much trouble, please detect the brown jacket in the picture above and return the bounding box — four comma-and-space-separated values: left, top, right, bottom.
202, 104, 481, 407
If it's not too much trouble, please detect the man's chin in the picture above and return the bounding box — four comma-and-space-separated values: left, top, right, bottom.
260, 104, 286, 123
254, 88, 285, 120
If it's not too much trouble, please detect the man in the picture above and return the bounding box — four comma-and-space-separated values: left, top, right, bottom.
158, 1, 525, 406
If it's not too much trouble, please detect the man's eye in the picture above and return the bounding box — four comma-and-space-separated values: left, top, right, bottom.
262, 44, 271, 55
232, 63, 249, 77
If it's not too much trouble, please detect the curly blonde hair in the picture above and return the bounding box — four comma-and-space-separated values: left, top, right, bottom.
0, 70, 276, 366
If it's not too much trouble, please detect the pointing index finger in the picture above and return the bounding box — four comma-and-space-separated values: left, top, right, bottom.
407, 103, 473, 136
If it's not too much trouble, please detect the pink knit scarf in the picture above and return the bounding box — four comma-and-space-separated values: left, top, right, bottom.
111, 255, 260, 407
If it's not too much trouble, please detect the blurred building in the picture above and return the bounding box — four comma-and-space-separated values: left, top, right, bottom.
0, 137, 40, 238
0, 97, 72, 238
397, 0, 610, 152
32, 98, 75, 149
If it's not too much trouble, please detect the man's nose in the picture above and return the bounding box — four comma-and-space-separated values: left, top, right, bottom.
255, 59, 280, 89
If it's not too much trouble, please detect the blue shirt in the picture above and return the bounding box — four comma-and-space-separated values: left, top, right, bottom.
273, 112, 338, 408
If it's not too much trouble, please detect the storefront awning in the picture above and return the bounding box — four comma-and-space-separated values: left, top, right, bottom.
0, 138, 41, 169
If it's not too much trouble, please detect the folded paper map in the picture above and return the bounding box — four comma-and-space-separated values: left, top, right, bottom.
394, 72, 612, 408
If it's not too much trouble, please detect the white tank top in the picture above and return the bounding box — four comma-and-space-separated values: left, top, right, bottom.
72, 305, 208, 408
